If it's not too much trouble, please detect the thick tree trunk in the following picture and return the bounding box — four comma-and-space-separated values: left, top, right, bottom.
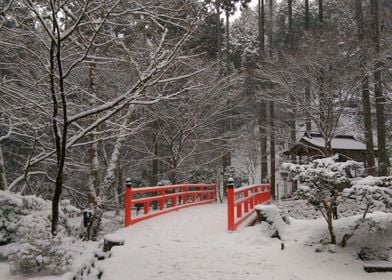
270, 101, 276, 199
0, 145, 7, 190
268, 0, 273, 59
288, 0, 296, 145
216, 1, 222, 61
371, 0, 389, 176
258, 0, 268, 181
258, 0, 265, 55
225, 10, 230, 75
318, 0, 323, 24
269, 0, 275, 199
304, 0, 311, 131
259, 105, 268, 181
305, 0, 310, 29
355, 0, 376, 176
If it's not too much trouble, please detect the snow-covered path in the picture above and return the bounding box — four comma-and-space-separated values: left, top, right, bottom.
99, 203, 391, 280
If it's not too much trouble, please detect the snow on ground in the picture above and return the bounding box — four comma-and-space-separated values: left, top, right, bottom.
1, 202, 391, 280
0, 262, 70, 280
97, 203, 391, 280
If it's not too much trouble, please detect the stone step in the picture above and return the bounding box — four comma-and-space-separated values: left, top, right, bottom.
363, 261, 392, 273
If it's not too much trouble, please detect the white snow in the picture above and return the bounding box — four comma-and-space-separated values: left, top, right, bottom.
91, 203, 391, 280
1, 201, 392, 280
303, 135, 368, 150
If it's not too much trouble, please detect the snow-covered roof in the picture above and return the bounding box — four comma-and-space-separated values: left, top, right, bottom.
302, 133, 368, 151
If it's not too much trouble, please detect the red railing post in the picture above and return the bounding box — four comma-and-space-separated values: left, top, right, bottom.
212, 184, 216, 200
182, 186, 187, 205
124, 178, 132, 227
227, 179, 235, 231
244, 190, 249, 213
159, 189, 165, 210
144, 202, 149, 214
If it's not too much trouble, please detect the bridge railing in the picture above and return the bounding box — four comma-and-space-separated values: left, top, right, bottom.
227, 184, 270, 231
124, 180, 216, 227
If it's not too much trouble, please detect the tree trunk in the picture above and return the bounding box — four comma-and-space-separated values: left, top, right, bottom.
304, 0, 311, 131
318, 0, 323, 24
269, 0, 275, 199
355, 0, 376, 176
270, 100, 276, 199
258, 0, 268, 181
305, 0, 310, 29
0, 145, 7, 190
216, 0, 222, 61
371, 0, 389, 176
87, 61, 100, 207
325, 138, 332, 157
322, 199, 336, 244
225, 10, 230, 75
268, 0, 273, 59
51, 15, 68, 235
288, 0, 296, 146
258, 0, 265, 55
151, 133, 159, 186
327, 208, 336, 244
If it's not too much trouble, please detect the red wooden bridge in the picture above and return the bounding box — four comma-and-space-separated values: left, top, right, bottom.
124, 180, 271, 231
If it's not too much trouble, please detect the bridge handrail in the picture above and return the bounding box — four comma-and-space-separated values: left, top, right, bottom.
227, 184, 270, 231
124, 181, 216, 227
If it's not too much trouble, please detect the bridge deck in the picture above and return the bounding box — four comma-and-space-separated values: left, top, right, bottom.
100, 204, 389, 280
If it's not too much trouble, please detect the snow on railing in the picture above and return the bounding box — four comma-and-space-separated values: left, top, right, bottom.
124, 180, 216, 227
227, 184, 270, 231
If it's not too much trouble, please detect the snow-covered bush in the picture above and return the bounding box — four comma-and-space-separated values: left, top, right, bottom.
8, 213, 74, 274
282, 157, 392, 247
0, 190, 81, 274
157, 179, 172, 186
255, 205, 290, 240
343, 176, 392, 210
281, 155, 360, 244
224, 166, 249, 188
339, 177, 392, 247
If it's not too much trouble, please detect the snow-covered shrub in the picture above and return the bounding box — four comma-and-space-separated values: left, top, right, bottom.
0, 191, 79, 245
339, 177, 392, 247
8, 213, 73, 274
281, 155, 360, 244
343, 176, 392, 210
157, 179, 172, 186
255, 205, 290, 240
224, 166, 248, 188
0, 190, 81, 274
0, 191, 24, 245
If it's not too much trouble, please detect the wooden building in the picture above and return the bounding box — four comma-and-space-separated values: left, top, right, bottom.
283, 132, 377, 165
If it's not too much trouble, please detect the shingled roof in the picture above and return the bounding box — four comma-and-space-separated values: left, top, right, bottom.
283, 132, 377, 162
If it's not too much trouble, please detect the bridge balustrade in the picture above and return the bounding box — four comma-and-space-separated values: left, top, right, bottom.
124, 180, 216, 227
227, 184, 270, 231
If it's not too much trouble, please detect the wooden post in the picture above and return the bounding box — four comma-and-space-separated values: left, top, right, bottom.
159, 189, 165, 210
244, 190, 249, 213
227, 182, 235, 231
124, 178, 132, 227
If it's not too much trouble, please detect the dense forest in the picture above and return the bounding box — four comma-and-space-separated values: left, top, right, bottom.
0, 0, 391, 243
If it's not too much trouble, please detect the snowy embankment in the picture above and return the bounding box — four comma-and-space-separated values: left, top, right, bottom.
93, 203, 390, 280
2, 201, 391, 280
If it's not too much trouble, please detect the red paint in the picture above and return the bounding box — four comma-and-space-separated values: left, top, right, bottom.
124, 186, 132, 227
227, 187, 235, 231
124, 183, 217, 227
227, 184, 270, 231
